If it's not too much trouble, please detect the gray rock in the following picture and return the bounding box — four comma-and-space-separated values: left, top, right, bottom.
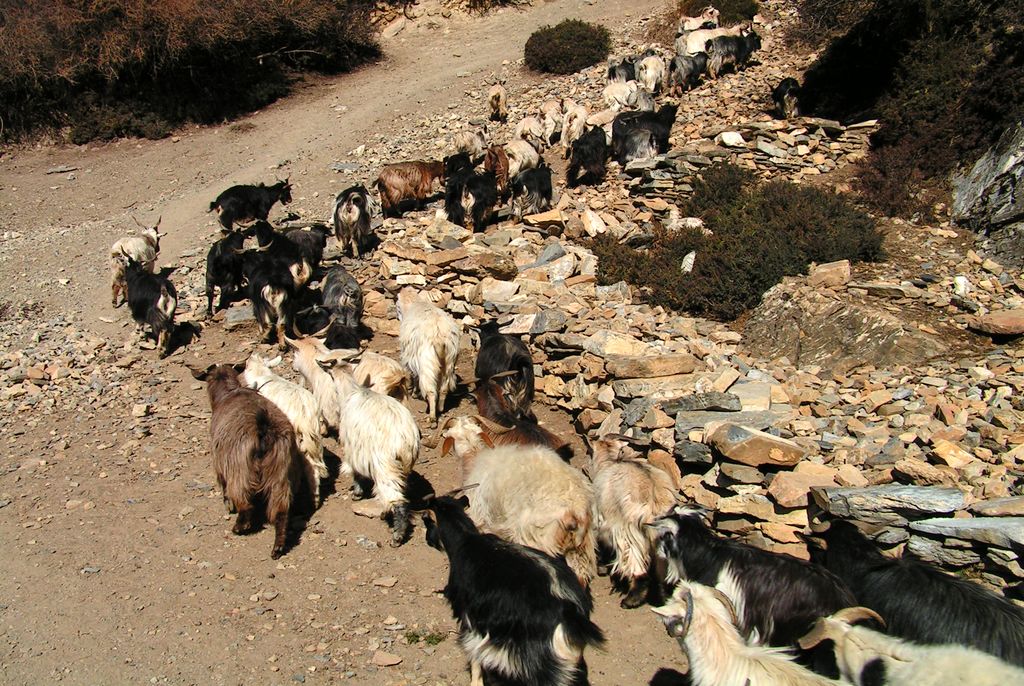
674, 440, 713, 466
811, 485, 966, 526
675, 409, 793, 435
662, 391, 742, 413
223, 305, 255, 330
906, 536, 982, 567
909, 517, 1024, 549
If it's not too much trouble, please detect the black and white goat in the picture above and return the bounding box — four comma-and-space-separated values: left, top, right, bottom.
607, 56, 638, 83
474, 320, 535, 418
444, 153, 477, 227
332, 184, 373, 258
612, 104, 678, 163
209, 179, 292, 231
706, 30, 762, 78
423, 494, 606, 686
807, 519, 1024, 667
772, 78, 801, 119
567, 127, 610, 188
110, 216, 164, 307
618, 128, 659, 166
321, 266, 363, 330
650, 506, 856, 675
205, 230, 247, 317
668, 53, 709, 94
242, 249, 301, 350
122, 250, 177, 358
285, 224, 331, 272
251, 220, 312, 291
460, 171, 499, 232
510, 164, 553, 219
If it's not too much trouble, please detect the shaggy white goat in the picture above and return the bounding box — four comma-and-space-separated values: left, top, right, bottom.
637, 55, 667, 95
444, 426, 597, 586
513, 116, 546, 152
352, 351, 406, 400
590, 435, 677, 607
505, 139, 541, 179
110, 217, 164, 307
560, 99, 589, 157
330, 365, 419, 546
241, 352, 327, 503
452, 129, 487, 161
284, 334, 358, 436
488, 83, 508, 122
539, 99, 563, 148
397, 288, 460, 426
653, 580, 846, 686
678, 5, 720, 33
799, 607, 1024, 686
603, 80, 639, 111
678, 23, 747, 56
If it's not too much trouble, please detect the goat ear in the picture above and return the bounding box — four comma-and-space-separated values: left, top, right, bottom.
456, 495, 470, 509
231, 361, 246, 373
441, 437, 454, 457
188, 363, 215, 381
480, 433, 494, 449
266, 356, 283, 368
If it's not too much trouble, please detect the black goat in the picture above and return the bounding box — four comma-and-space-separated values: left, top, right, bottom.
706, 30, 762, 78
650, 507, 856, 677
444, 155, 476, 227
511, 164, 554, 219
607, 56, 638, 83
205, 230, 247, 317
209, 179, 292, 231
567, 127, 610, 188
475, 320, 535, 418
612, 104, 678, 164
251, 221, 311, 291
772, 77, 801, 119
285, 225, 331, 272
461, 171, 499, 232
424, 495, 605, 686
619, 129, 659, 166
808, 519, 1024, 667
322, 266, 363, 330
668, 53, 708, 94
122, 251, 177, 358
242, 249, 300, 350
332, 184, 373, 258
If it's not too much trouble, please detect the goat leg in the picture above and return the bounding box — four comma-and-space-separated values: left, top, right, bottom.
218, 475, 235, 513
270, 510, 288, 559
233, 506, 254, 535
351, 473, 373, 500
387, 503, 410, 547
621, 574, 650, 609
469, 660, 484, 686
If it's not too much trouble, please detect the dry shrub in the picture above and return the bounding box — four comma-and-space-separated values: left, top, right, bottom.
524, 20, 611, 75
591, 164, 881, 320
799, 0, 1024, 217
0, 0, 380, 142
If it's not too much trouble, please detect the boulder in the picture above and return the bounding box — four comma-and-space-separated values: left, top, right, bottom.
744, 284, 947, 373
807, 260, 850, 288
705, 422, 806, 468
971, 496, 1024, 517
969, 310, 1024, 336
910, 517, 1024, 549
604, 352, 700, 379
662, 391, 742, 413
811, 485, 966, 526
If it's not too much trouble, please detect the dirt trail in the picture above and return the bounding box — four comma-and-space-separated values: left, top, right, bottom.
0, 1, 693, 685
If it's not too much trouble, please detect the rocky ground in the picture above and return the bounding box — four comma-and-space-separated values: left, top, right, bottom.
1, 0, 1022, 684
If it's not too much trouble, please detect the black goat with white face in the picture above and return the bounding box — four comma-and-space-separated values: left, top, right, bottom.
423, 495, 605, 686
650, 506, 857, 677
209, 179, 292, 231
122, 251, 177, 358
807, 519, 1024, 667
772, 77, 801, 119
205, 230, 248, 317
510, 164, 553, 219
285, 225, 331, 272
332, 184, 373, 258
567, 127, 610, 188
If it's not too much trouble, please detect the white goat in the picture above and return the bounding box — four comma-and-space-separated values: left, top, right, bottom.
678, 5, 720, 33
539, 99, 563, 148
352, 351, 406, 400
284, 334, 358, 436
678, 23, 747, 55
396, 288, 460, 426
561, 99, 589, 157
110, 217, 164, 307
442, 419, 597, 586
637, 55, 667, 95
241, 352, 327, 503
505, 139, 541, 179
330, 365, 419, 546
799, 607, 1024, 686
513, 116, 546, 152
590, 436, 677, 608
652, 581, 846, 686
452, 129, 487, 161
603, 80, 639, 111
488, 83, 508, 122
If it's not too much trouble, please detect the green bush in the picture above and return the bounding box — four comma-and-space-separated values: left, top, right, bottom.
799, 0, 1024, 216
0, 0, 380, 142
678, 0, 758, 25
524, 20, 611, 75
591, 164, 882, 320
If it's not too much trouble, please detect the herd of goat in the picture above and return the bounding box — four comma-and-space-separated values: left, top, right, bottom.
100, 6, 1024, 685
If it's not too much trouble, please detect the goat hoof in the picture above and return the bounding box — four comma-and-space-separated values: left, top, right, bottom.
271, 548, 283, 560
620, 594, 646, 609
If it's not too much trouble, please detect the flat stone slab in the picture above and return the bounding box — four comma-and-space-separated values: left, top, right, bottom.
675, 409, 793, 435
971, 496, 1024, 517
811, 484, 966, 526
909, 517, 1024, 549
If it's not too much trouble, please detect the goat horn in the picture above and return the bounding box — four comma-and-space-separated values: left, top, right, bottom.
430, 415, 458, 447
797, 618, 831, 650
131, 214, 146, 230
306, 315, 337, 339
473, 415, 514, 435
833, 607, 886, 627
444, 483, 479, 499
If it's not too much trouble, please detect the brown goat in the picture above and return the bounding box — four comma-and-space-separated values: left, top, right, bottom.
375, 161, 445, 217
483, 145, 510, 199
190, 363, 305, 559
471, 380, 570, 459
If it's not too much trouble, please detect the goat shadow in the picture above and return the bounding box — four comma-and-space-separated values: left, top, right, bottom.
649, 668, 690, 686
168, 321, 201, 356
